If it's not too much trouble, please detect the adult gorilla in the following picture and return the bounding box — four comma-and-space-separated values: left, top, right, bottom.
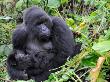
7, 6, 78, 82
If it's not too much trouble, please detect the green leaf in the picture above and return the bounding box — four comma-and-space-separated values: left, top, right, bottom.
0, 45, 6, 54
47, 0, 60, 8
4, 45, 12, 56
104, 29, 110, 40
62, 74, 69, 81
66, 18, 74, 26
82, 54, 98, 66
66, 69, 74, 75
60, 0, 68, 4
90, 11, 97, 17
92, 40, 110, 53
48, 74, 54, 80
16, 0, 26, 11
31, 0, 41, 4
16, 0, 24, 9
97, 78, 107, 82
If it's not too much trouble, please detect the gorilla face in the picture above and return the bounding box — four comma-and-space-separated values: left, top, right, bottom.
35, 24, 51, 41
24, 7, 53, 41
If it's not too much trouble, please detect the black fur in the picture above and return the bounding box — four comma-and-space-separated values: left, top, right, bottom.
7, 6, 79, 82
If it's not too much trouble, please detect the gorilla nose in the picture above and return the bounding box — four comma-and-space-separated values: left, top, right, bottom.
40, 34, 50, 41
40, 25, 51, 36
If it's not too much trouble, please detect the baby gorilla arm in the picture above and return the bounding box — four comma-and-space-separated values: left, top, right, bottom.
7, 51, 29, 80
7, 66, 28, 80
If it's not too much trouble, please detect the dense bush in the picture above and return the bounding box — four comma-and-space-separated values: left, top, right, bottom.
0, 22, 15, 45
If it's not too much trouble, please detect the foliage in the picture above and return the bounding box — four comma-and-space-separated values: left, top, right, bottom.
0, 0, 110, 82
92, 41, 110, 53
0, 22, 15, 45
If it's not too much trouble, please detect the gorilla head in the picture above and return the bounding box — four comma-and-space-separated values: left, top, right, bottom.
6, 6, 78, 82
23, 7, 52, 41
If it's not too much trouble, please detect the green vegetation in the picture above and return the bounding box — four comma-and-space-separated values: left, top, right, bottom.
0, 0, 110, 82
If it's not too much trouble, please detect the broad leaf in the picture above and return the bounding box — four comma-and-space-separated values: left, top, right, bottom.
62, 74, 69, 81
0, 45, 6, 54
92, 40, 110, 53
31, 0, 41, 4
16, 0, 24, 9
60, 0, 68, 4
47, 0, 60, 8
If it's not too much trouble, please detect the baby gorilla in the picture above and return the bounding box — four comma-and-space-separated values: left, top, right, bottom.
7, 50, 32, 80
7, 6, 76, 82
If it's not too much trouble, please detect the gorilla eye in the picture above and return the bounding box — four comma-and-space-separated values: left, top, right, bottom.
37, 21, 43, 25
36, 18, 47, 25
34, 20, 43, 25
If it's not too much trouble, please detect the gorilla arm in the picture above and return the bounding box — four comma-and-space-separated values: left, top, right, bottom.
12, 24, 28, 51
51, 17, 75, 66
7, 24, 29, 80
7, 51, 29, 80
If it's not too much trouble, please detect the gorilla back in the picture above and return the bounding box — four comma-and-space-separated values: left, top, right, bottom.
6, 6, 76, 82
